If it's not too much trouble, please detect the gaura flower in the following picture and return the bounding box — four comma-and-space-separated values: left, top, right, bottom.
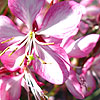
0, 0, 83, 84
83, 54, 100, 84
0, 0, 84, 99
65, 53, 100, 99
65, 66, 96, 99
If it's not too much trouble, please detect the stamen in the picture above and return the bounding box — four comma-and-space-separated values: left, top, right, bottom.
0, 47, 10, 56
36, 55, 51, 64
10, 34, 29, 47
28, 39, 33, 55
19, 55, 26, 66
25, 38, 33, 55
35, 38, 54, 45
24, 69, 47, 100
8, 47, 18, 56
1, 37, 15, 44
32, 32, 38, 56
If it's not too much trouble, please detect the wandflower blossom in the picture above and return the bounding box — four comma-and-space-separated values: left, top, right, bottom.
65, 49, 100, 99
0, 0, 84, 99
65, 66, 96, 99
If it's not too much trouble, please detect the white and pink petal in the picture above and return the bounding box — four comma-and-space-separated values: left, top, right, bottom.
33, 44, 70, 84
0, 15, 24, 51
0, 47, 25, 71
65, 34, 100, 58
37, 1, 84, 38
92, 54, 100, 77
8, 0, 45, 30
65, 70, 85, 99
83, 71, 96, 97
0, 74, 24, 100
65, 69, 96, 99
80, 0, 94, 7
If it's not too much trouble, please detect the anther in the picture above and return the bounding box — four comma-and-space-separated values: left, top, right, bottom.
19, 55, 26, 66
36, 55, 47, 64
1, 37, 15, 44
29, 31, 33, 39
41, 42, 54, 45
87, 87, 92, 92
8, 47, 18, 56
35, 38, 54, 45
36, 55, 51, 64
0, 47, 10, 56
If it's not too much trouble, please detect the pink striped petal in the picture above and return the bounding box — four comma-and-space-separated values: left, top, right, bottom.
65, 69, 96, 99
65, 70, 85, 99
8, 0, 45, 30
79, 21, 89, 34
65, 34, 100, 58
0, 47, 25, 71
0, 15, 24, 38
37, 1, 83, 38
80, 0, 94, 6
92, 54, 100, 77
86, 6, 100, 16
0, 74, 24, 100
0, 15, 24, 51
61, 28, 79, 47
83, 71, 96, 97
82, 57, 94, 73
33, 44, 70, 84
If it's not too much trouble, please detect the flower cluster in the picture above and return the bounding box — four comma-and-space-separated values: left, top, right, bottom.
0, 0, 100, 100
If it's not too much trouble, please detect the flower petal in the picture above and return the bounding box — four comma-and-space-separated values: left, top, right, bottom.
86, 6, 100, 16
65, 70, 85, 99
79, 21, 89, 34
83, 71, 96, 97
8, 0, 45, 30
65, 34, 100, 58
82, 57, 94, 73
80, 0, 94, 6
0, 47, 25, 71
0, 74, 24, 100
38, 1, 84, 38
33, 44, 70, 84
0, 15, 24, 51
61, 28, 79, 47
0, 15, 24, 38
92, 54, 100, 77
65, 69, 96, 99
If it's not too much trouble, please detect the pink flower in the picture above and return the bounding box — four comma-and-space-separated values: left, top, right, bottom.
83, 54, 100, 83
65, 54, 100, 99
0, 0, 83, 99
65, 66, 96, 99
0, 0, 83, 84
